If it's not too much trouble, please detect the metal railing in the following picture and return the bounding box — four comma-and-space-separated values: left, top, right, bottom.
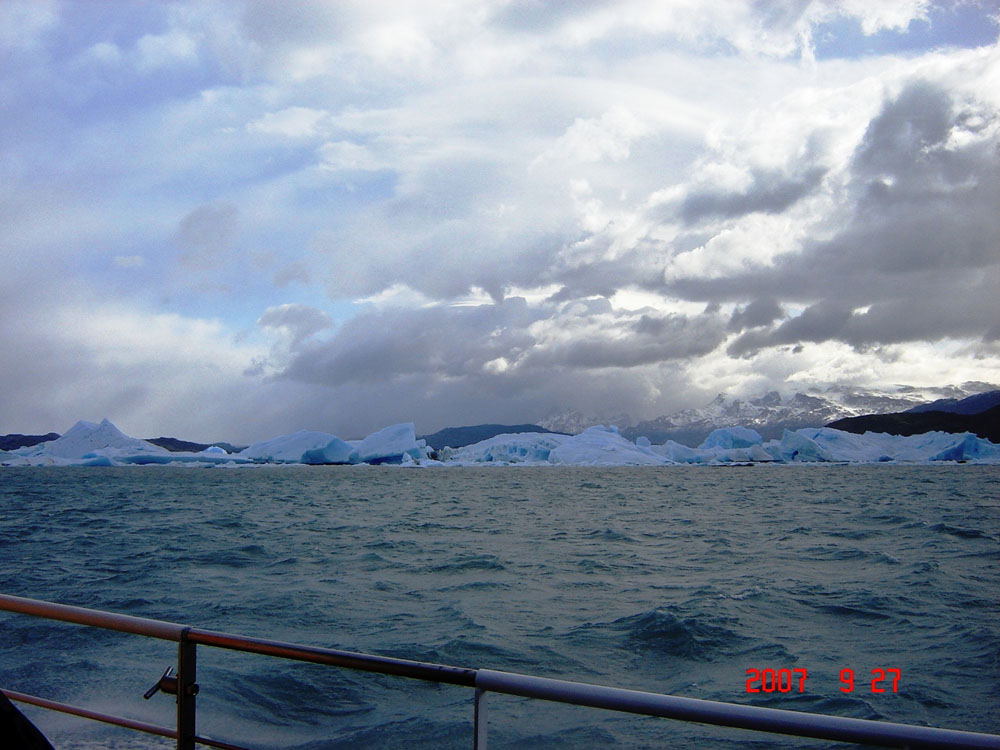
3, 593, 1000, 749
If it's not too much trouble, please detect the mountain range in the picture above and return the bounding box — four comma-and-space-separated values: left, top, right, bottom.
541, 383, 999, 446
829, 391, 1000, 442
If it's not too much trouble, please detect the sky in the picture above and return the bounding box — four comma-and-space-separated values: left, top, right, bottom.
2, 0, 999, 442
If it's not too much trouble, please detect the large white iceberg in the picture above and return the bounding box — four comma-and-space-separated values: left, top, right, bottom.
354, 423, 426, 464
23, 419, 168, 460
778, 427, 1000, 463
442, 432, 570, 464
766, 429, 836, 462
698, 426, 763, 450
238, 430, 343, 463
301, 437, 357, 465
549, 425, 670, 466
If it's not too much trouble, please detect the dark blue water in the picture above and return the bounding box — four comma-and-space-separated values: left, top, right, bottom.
1, 465, 998, 749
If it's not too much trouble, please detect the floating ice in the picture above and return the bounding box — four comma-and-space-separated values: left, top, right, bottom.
354, 423, 425, 464
4, 417, 998, 468
650, 440, 701, 463
548, 425, 669, 466
301, 437, 357, 465
766, 429, 835, 462
699, 427, 763, 450
800, 427, 1000, 463
238, 430, 342, 463
28, 419, 168, 460
441, 432, 569, 464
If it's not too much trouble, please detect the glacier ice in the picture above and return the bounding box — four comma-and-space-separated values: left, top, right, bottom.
354, 423, 425, 464
768, 429, 835, 462
301, 437, 357, 465
238, 430, 343, 463
3, 417, 998, 468
699, 426, 763, 450
30, 418, 169, 460
548, 425, 669, 466
442, 432, 569, 464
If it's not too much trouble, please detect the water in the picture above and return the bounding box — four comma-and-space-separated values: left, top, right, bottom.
1, 464, 998, 748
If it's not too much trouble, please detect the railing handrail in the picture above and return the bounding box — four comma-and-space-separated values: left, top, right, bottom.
474, 669, 1000, 749
3, 593, 1000, 750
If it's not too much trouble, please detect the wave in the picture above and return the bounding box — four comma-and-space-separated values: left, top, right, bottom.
568, 607, 746, 661
928, 522, 992, 540
424, 554, 507, 574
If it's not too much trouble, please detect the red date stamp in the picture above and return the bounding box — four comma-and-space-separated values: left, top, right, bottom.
745, 668, 901, 693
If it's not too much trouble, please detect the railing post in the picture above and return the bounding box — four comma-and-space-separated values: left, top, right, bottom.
473, 688, 487, 750
177, 629, 197, 750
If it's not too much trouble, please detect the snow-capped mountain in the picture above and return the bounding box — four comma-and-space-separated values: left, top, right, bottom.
619, 384, 999, 445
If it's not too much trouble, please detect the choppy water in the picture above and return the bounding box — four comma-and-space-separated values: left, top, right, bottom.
1, 464, 998, 749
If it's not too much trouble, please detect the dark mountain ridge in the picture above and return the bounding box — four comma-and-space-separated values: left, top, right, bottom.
827, 404, 1000, 442
905, 390, 1000, 415
0, 433, 60, 451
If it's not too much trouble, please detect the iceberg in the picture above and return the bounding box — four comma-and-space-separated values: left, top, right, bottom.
4, 416, 998, 468
301, 437, 357, 465
548, 425, 670, 466
928, 432, 1000, 461
442, 432, 570, 464
25, 419, 169, 460
650, 439, 703, 463
766, 429, 835, 462
238, 430, 343, 463
698, 427, 763, 450
354, 423, 426, 464
759, 427, 1000, 463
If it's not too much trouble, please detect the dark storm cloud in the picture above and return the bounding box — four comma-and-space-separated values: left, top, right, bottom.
851, 81, 953, 181
525, 312, 726, 370
672, 79, 1000, 356
275, 296, 728, 395
839, 291, 1000, 348
681, 166, 827, 223
726, 301, 851, 357
546, 261, 644, 303
280, 299, 542, 385
728, 298, 784, 332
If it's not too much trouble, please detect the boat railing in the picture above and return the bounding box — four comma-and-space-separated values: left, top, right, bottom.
2, 593, 999, 749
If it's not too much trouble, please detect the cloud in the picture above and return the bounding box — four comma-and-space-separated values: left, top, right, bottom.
0, 0, 58, 52
279, 299, 542, 386
728, 298, 784, 332
247, 106, 329, 138
257, 303, 333, 345
533, 106, 650, 165
317, 140, 383, 171
668, 62, 1000, 353
136, 29, 198, 71
1, 1, 997, 440
175, 203, 240, 266
680, 166, 828, 222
